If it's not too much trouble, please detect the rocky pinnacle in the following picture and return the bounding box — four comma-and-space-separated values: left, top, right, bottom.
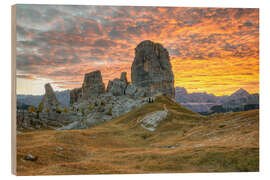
131, 40, 175, 98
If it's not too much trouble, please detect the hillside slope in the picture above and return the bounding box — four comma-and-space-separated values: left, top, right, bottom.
16, 96, 259, 175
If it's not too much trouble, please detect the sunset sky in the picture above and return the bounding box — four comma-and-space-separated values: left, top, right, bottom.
16, 5, 259, 96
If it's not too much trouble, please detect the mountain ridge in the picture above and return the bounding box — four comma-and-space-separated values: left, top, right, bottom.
17, 87, 259, 113
175, 87, 259, 113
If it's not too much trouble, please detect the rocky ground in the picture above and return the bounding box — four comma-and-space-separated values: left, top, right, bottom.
16, 96, 259, 175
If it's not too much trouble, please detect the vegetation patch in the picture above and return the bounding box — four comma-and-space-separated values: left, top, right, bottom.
195, 148, 259, 172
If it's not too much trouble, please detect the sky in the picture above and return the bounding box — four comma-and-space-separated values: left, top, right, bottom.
16, 5, 259, 96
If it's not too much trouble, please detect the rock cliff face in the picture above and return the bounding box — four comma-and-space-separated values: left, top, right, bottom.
70, 70, 105, 105
107, 72, 128, 96
70, 88, 82, 105
19, 41, 178, 130
131, 40, 175, 98
39, 83, 62, 112
62, 41, 176, 130
82, 70, 105, 100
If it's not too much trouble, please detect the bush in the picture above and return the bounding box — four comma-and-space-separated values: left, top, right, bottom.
101, 101, 106, 106
55, 108, 62, 114
107, 107, 112, 116
38, 103, 43, 112
28, 105, 37, 113
141, 134, 151, 140
219, 124, 226, 128
88, 105, 93, 111
81, 108, 85, 116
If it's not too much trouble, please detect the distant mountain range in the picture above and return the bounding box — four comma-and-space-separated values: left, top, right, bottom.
17, 90, 70, 109
175, 87, 259, 113
16, 87, 259, 114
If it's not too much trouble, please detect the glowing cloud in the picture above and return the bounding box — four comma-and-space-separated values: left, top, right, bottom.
16, 5, 259, 96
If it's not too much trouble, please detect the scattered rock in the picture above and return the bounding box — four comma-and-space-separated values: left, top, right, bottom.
140, 104, 168, 131
125, 83, 137, 96
24, 154, 38, 161
112, 96, 147, 118
134, 88, 147, 98
56, 146, 63, 151
85, 112, 112, 127
57, 121, 87, 130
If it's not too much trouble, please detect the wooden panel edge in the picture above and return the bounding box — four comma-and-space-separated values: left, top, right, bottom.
11, 4, 16, 175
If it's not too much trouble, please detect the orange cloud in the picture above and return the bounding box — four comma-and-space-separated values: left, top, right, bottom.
16, 74, 36, 80
16, 6, 259, 96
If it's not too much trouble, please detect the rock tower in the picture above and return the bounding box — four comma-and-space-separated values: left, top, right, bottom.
81, 70, 105, 99
131, 40, 175, 98
70, 70, 105, 104
39, 83, 61, 112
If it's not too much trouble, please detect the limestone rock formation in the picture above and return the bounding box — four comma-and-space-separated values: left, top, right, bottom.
70, 88, 82, 105
120, 72, 128, 83
107, 72, 128, 96
131, 40, 175, 98
59, 40, 176, 130
39, 83, 63, 112
111, 95, 148, 118
85, 112, 112, 127
125, 83, 137, 96
140, 104, 168, 131
57, 121, 87, 130
70, 70, 105, 105
82, 70, 105, 100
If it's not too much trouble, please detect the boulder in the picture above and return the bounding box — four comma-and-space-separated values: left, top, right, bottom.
57, 112, 80, 124
24, 154, 38, 161
107, 72, 128, 96
85, 112, 112, 127
140, 105, 168, 131
112, 96, 147, 118
134, 87, 147, 99
131, 40, 175, 98
107, 79, 127, 96
57, 121, 87, 130
125, 83, 137, 96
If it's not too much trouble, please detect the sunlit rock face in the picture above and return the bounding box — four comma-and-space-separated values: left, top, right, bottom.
131, 40, 175, 98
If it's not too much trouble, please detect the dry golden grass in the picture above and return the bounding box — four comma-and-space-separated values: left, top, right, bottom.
16, 96, 259, 175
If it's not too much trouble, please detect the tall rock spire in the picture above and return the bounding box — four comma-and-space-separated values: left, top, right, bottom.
131, 40, 175, 98
39, 83, 62, 112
